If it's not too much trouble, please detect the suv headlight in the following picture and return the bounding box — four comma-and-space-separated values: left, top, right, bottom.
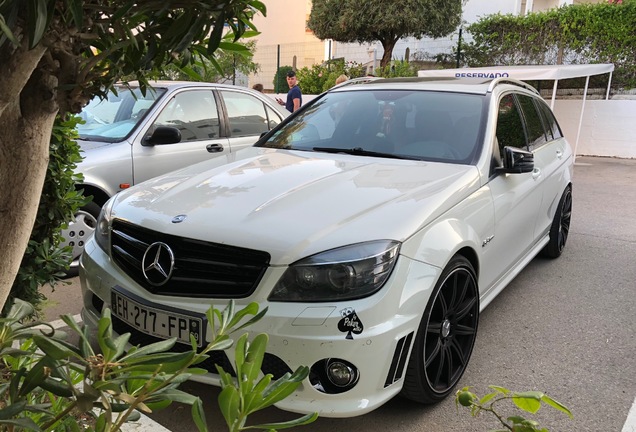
268, 240, 401, 302
94, 198, 115, 253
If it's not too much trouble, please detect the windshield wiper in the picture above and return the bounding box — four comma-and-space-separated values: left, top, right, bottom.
312, 146, 410, 160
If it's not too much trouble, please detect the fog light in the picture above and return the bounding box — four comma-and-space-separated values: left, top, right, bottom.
310, 358, 359, 394
327, 360, 355, 387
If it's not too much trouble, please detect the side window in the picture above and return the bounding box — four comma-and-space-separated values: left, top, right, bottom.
265, 105, 283, 129
496, 94, 527, 156
153, 90, 219, 142
536, 101, 563, 140
517, 94, 547, 150
221, 91, 270, 137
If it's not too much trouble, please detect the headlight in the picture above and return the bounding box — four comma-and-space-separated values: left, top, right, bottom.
268, 240, 401, 302
94, 198, 115, 253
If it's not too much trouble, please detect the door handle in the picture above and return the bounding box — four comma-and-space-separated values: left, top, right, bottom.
532, 168, 542, 180
556, 150, 563, 159
206, 143, 224, 153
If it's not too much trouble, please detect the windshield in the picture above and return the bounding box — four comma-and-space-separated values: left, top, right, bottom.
77, 86, 167, 142
259, 89, 485, 164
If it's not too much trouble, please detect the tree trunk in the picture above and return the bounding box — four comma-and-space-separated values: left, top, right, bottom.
380, 38, 398, 68
0, 42, 57, 310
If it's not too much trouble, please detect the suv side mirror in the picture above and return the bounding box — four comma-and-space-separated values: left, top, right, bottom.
143, 126, 182, 146
497, 146, 534, 174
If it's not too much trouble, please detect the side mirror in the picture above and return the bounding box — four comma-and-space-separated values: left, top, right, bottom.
143, 126, 181, 146
497, 146, 534, 174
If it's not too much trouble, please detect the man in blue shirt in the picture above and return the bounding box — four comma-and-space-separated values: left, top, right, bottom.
276, 70, 302, 113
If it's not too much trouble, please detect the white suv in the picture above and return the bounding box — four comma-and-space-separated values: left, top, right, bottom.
80, 77, 573, 417
63, 81, 288, 269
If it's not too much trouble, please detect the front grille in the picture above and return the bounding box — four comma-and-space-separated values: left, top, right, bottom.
110, 220, 270, 298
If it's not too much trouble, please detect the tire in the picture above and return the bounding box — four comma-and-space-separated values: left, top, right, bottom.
541, 186, 572, 259
61, 201, 102, 277
401, 255, 479, 404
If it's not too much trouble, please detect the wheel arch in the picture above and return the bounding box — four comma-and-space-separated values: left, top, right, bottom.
76, 183, 111, 208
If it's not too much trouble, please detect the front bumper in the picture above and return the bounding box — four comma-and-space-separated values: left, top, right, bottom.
79, 237, 440, 417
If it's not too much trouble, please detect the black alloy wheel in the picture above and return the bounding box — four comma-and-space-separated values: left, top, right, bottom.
401, 255, 479, 404
542, 185, 572, 258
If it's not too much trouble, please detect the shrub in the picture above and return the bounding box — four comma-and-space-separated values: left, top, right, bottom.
296, 59, 365, 93
0, 299, 318, 431
273, 66, 294, 94
464, 0, 636, 90
376, 60, 419, 78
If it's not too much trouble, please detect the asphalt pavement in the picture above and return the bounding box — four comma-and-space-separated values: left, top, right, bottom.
41, 156, 636, 431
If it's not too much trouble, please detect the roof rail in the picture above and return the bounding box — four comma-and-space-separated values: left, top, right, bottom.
332, 76, 382, 89
487, 77, 539, 95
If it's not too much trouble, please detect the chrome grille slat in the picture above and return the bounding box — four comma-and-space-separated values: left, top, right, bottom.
110, 220, 270, 298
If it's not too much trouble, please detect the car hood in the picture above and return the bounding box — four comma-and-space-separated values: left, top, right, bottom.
111, 147, 481, 264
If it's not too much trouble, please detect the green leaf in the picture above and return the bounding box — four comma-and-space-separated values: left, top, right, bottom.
66, 0, 83, 27
0, 15, 19, 45
218, 42, 250, 53
32, 334, 76, 360
111, 332, 131, 359
513, 392, 543, 414
26, 0, 49, 48
207, 10, 226, 54
120, 337, 177, 361
245, 412, 319, 430
191, 398, 208, 432
488, 385, 511, 395
0, 418, 39, 431
18, 358, 48, 397
217, 386, 240, 427
157, 389, 200, 405
6, 298, 34, 321
0, 400, 27, 420
97, 310, 115, 358
541, 394, 573, 418
242, 333, 268, 385
39, 377, 74, 398
479, 391, 498, 405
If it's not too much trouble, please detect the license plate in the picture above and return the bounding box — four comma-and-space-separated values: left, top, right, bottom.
111, 288, 204, 347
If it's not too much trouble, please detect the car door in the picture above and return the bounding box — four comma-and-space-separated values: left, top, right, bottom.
131, 88, 230, 185
219, 89, 284, 152
481, 92, 545, 290
531, 98, 572, 236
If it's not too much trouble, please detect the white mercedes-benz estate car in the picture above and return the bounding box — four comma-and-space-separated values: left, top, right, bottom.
80, 77, 573, 417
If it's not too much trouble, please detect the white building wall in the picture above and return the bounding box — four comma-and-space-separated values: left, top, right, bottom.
554, 100, 636, 159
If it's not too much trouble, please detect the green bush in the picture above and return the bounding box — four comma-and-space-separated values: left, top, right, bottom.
296, 59, 365, 94
376, 60, 418, 78
0, 299, 318, 431
463, 0, 636, 90
273, 66, 294, 94
6, 116, 87, 314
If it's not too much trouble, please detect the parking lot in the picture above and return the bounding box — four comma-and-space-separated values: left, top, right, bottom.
43, 156, 636, 431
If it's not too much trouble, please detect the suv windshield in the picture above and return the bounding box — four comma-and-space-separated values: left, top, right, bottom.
77, 86, 167, 142
260, 89, 485, 164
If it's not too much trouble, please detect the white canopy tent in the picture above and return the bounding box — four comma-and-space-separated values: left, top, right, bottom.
418, 64, 615, 158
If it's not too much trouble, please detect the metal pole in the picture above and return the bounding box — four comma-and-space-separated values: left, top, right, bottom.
276, 44, 281, 94
456, 27, 462, 69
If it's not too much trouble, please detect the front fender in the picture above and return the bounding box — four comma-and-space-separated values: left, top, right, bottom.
400, 186, 494, 272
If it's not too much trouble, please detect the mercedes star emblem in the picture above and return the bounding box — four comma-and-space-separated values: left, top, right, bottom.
141, 242, 175, 286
